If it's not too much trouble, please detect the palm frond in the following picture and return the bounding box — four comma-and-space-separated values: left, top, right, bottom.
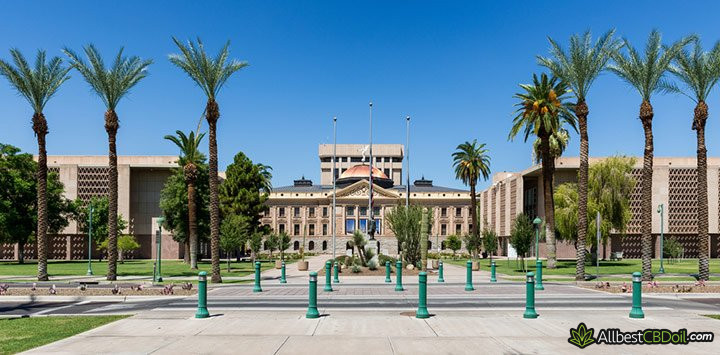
667, 39, 720, 103
452, 139, 491, 187
0, 49, 71, 113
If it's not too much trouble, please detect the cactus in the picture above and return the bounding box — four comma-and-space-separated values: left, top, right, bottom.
420, 207, 429, 271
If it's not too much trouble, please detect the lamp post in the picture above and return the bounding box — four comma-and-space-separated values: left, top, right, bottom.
86, 204, 94, 276
155, 217, 164, 283
332, 116, 337, 261
405, 115, 410, 208
368, 101, 375, 241
657, 204, 665, 274
532, 217, 542, 260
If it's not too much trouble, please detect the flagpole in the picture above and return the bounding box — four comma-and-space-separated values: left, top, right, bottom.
332, 116, 337, 261
406, 115, 410, 208
368, 101, 375, 241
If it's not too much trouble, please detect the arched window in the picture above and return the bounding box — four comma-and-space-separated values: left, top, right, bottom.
346, 242, 352, 250
441, 241, 446, 250
263, 241, 268, 250
322, 241, 327, 250
428, 241, 432, 250
293, 241, 300, 250
309, 241, 315, 251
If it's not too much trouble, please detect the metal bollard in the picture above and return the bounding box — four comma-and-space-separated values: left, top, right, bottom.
253, 261, 262, 292
333, 261, 340, 283
490, 260, 497, 283
629, 272, 645, 319
523, 272, 538, 319
195, 271, 209, 318
465, 260, 474, 291
395, 260, 404, 291
416, 271, 430, 318
280, 261, 287, 284
535, 259, 544, 290
438, 260, 445, 283
306, 272, 320, 319
324, 261, 333, 292
385, 261, 392, 283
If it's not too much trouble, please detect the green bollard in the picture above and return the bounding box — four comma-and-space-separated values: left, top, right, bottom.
535, 259, 544, 290
395, 260, 404, 291
324, 261, 333, 292
465, 260, 474, 291
253, 261, 262, 292
629, 272, 645, 319
306, 272, 320, 319
523, 272, 539, 319
438, 260, 445, 283
416, 271, 430, 318
280, 261, 287, 284
333, 261, 340, 283
195, 271, 209, 319
490, 261, 497, 283
385, 261, 392, 283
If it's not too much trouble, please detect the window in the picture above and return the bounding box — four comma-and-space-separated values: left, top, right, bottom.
294, 207, 301, 217
384, 168, 390, 178
294, 224, 300, 235
263, 209, 269, 217
322, 224, 328, 235
376, 157, 383, 163
373, 207, 381, 216
308, 241, 315, 250
345, 219, 356, 234
456, 224, 462, 234
263, 241, 268, 250
359, 207, 368, 216
293, 241, 300, 250
309, 224, 315, 236
359, 219, 367, 232
321, 157, 331, 162
309, 207, 315, 218
278, 224, 285, 233
278, 207, 285, 217
375, 220, 382, 234
351, 157, 362, 162
346, 206, 355, 216
322, 241, 327, 250
441, 207, 447, 217
456, 207, 462, 217
441, 224, 447, 235
322, 207, 328, 217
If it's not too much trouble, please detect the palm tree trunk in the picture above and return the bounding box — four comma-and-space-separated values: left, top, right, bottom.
470, 182, 478, 239
639, 100, 654, 281
575, 100, 589, 280
539, 134, 557, 268
206, 99, 222, 283
105, 109, 119, 281
183, 239, 190, 264
33, 112, 49, 281
694, 101, 709, 280
186, 171, 198, 270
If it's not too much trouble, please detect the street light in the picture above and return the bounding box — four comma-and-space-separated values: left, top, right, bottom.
657, 204, 665, 274
86, 204, 94, 276
155, 217, 165, 283
532, 217, 542, 261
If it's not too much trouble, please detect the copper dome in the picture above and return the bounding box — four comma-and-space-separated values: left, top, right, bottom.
339, 164, 389, 179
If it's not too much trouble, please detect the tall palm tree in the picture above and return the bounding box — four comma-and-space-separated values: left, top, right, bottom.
608, 30, 692, 280
509, 73, 577, 269
538, 29, 619, 280
452, 140, 491, 242
666, 40, 720, 281
64, 45, 152, 281
164, 130, 206, 270
0, 50, 71, 281
169, 38, 248, 283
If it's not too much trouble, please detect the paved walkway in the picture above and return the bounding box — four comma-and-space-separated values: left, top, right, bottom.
25, 309, 720, 354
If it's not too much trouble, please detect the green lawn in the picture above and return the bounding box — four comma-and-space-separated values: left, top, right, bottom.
444, 258, 720, 277
0, 259, 274, 278
703, 315, 720, 320
0, 316, 127, 354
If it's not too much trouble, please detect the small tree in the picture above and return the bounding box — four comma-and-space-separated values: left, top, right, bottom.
445, 235, 462, 257
265, 234, 279, 259
249, 232, 263, 263
463, 233, 482, 259
510, 214, 534, 271
220, 214, 247, 271
278, 232, 291, 261
482, 228, 498, 261
117, 235, 140, 263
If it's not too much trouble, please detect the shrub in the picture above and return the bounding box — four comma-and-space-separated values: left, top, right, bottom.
351, 265, 361, 273
378, 254, 396, 266
663, 237, 683, 260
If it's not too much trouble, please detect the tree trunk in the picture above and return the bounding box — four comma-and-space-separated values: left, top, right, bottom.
186, 170, 199, 270
33, 112, 49, 281
105, 110, 120, 281
575, 101, 589, 280
19, 242, 25, 264
470, 182, 478, 239
640, 100, 654, 281
183, 239, 190, 264
206, 99, 222, 283
539, 132, 557, 268
695, 101, 709, 280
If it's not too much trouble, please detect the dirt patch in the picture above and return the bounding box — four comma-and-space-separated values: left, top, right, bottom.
582, 283, 720, 294
317, 266, 430, 277
0, 285, 196, 296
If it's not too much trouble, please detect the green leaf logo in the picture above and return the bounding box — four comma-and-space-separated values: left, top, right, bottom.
568, 322, 596, 349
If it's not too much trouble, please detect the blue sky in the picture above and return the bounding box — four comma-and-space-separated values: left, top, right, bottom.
1, 1, 720, 190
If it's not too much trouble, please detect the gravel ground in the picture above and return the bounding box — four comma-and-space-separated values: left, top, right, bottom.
582, 283, 720, 294
0, 285, 196, 296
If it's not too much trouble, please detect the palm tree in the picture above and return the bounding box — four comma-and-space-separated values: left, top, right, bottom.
64, 45, 152, 281
538, 30, 619, 280
164, 130, 206, 270
608, 30, 693, 280
0, 50, 71, 281
509, 73, 577, 269
666, 40, 720, 281
452, 140, 491, 243
169, 38, 248, 283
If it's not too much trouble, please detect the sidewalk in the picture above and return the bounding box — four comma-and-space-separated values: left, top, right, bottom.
24, 308, 720, 354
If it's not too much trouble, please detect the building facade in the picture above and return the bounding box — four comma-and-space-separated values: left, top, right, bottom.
479, 157, 720, 259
